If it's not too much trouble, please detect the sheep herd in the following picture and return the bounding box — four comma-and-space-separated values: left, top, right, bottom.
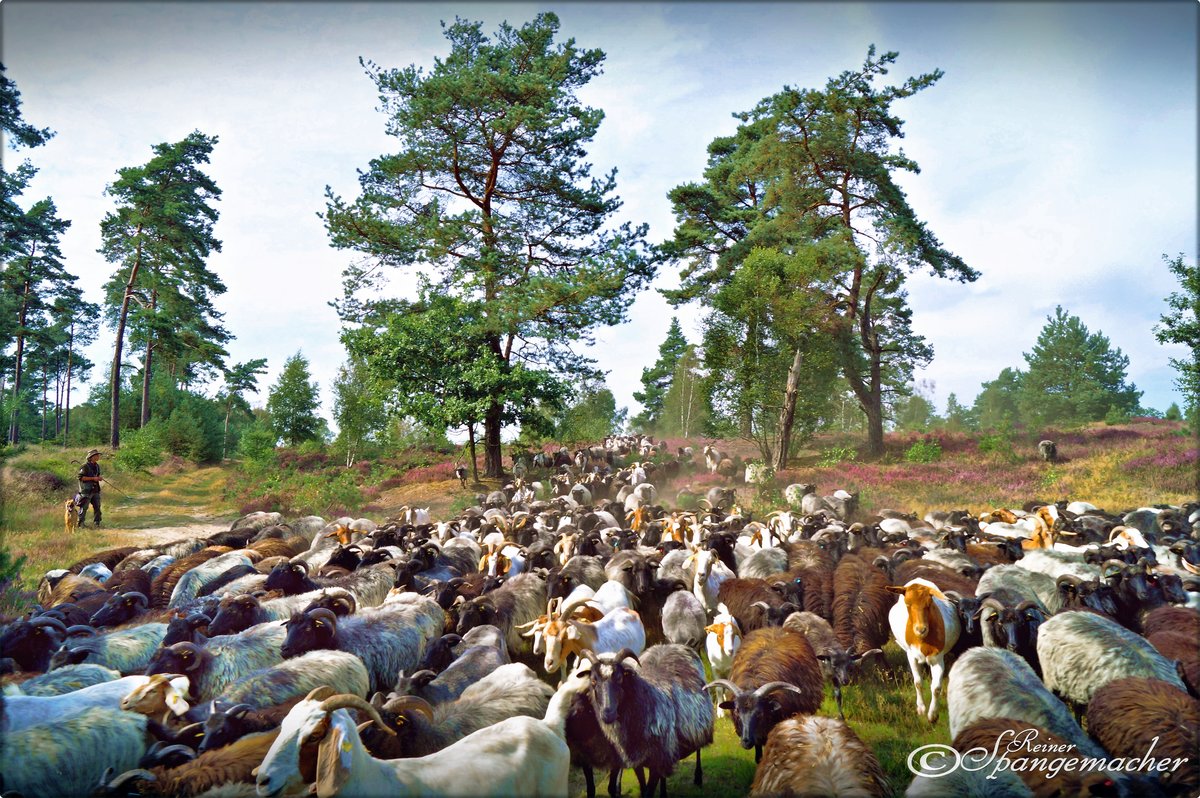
1, 433, 1198, 798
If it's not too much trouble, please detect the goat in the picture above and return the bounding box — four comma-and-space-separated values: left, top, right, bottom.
887, 578, 961, 723
703, 605, 742, 718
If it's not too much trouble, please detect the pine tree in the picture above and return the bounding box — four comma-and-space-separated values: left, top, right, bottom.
632, 318, 688, 431
1154, 254, 1199, 416
266, 352, 323, 446
324, 14, 652, 477
1018, 306, 1141, 428
218, 359, 268, 461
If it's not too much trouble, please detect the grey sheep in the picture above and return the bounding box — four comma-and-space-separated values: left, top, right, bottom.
737, 547, 789, 580
145, 620, 287, 702
976, 564, 1062, 613
662, 589, 707, 650
4, 674, 154, 733
167, 550, 255, 609
6, 662, 121, 696
51, 622, 167, 674
0, 703, 151, 798
220, 649, 370, 708
397, 641, 508, 705
946, 647, 1103, 756
366, 662, 554, 757
1037, 610, 1186, 709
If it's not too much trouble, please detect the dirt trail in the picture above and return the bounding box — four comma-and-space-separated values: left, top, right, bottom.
100, 465, 239, 548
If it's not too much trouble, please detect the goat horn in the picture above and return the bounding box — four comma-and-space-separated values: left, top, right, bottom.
319, 693, 397, 735
107, 769, 158, 789
305, 686, 337, 702
703, 679, 741, 697
752, 681, 808, 700
380, 694, 435, 721
580, 648, 601, 666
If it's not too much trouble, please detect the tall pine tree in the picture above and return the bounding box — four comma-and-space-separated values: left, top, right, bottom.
632, 317, 688, 432
267, 351, 324, 447
99, 131, 223, 448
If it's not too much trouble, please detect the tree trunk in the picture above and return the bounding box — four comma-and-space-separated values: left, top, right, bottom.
222, 401, 231, 462
8, 280, 32, 445
111, 238, 144, 449
64, 321, 75, 446
773, 345, 805, 472
467, 421, 479, 485
41, 369, 48, 441
483, 401, 503, 478
139, 289, 157, 428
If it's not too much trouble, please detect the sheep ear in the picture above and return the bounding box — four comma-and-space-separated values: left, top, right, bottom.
165, 686, 191, 716
884, 585, 905, 595
314, 712, 354, 798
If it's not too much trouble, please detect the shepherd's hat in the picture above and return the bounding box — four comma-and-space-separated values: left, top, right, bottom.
86, 448, 102, 459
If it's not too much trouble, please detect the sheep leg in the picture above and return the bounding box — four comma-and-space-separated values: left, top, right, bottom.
693, 747, 703, 785
583, 764, 595, 798
755, 743, 762, 763
906, 651, 928, 718
834, 683, 844, 720
926, 656, 946, 723
606, 767, 622, 798
634, 767, 647, 794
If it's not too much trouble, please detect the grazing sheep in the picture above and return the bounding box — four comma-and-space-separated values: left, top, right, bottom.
1037, 611, 1185, 711
750, 715, 889, 797
1086, 677, 1200, 796
947, 647, 1103, 756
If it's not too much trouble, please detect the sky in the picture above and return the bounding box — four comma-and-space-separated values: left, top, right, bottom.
3, 1, 1196, 431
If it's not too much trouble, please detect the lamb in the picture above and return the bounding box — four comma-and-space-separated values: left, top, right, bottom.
1036, 610, 1186, 711
946, 647, 1104, 756
750, 715, 889, 797
364, 663, 555, 758
706, 626, 823, 760
1086, 677, 1200, 796
254, 672, 592, 797
281, 597, 444, 694
144, 620, 287, 702
579, 645, 715, 796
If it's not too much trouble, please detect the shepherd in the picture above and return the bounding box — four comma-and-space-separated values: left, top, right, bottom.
76, 448, 104, 528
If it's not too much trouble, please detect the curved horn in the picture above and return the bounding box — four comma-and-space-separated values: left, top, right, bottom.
382, 694, 436, 720
703, 679, 742, 697
292, 559, 310, 574
1015, 600, 1046, 617
319, 693, 396, 735
64, 623, 97, 637
106, 769, 158, 789
580, 648, 601, 666
305, 685, 337, 702
126, 591, 149, 609
29, 616, 68, 634
307, 607, 338, 626
752, 681, 809, 700
225, 702, 253, 718
612, 648, 640, 666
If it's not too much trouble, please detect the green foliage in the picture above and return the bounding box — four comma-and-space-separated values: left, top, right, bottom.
159, 395, 223, 462
977, 430, 1017, 462
237, 419, 279, 467
1104, 405, 1130, 426
1165, 402, 1182, 421
632, 318, 689, 431
904, 438, 942, 464
332, 354, 389, 466
658, 345, 708, 438
893, 381, 939, 432
1154, 254, 1199, 414
818, 445, 857, 467
267, 351, 324, 447
974, 367, 1023, 431
556, 381, 627, 445
325, 13, 653, 476
1017, 306, 1141, 428
941, 392, 976, 432
113, 423, 164, 472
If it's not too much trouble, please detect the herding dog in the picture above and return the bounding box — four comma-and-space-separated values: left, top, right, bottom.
65, 495, 81, 534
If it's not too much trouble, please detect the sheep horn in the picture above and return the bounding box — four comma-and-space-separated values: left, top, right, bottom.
319, 693, 396, 735
752, 681, 808, 701
292, 560, 310, 574
226, 703, 253, 718
126, 591, 149, 609
64, 623, 97, 637
307, 608, 338, 626
612, 648, 639, 666
703, 679, 742, 697
29, 616, 68, 634
106, 769, 158, 789
381, 694, 435, 721
580, 648, 601, 666
305, 686, 337, 702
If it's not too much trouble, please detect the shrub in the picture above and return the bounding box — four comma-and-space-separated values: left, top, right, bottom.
904, 439, 942, 464
818, 445, 857, 467
114, 424, 165, 473
237, 421, 278, 466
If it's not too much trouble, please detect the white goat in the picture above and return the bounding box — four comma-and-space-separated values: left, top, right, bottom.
688, 548, 736, 615
255, 672, 591, 798
704, 604, 742, 717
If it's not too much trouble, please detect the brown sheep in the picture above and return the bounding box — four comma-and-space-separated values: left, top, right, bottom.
1087, 677, 1200, 796
750, 715, 889, 797
103, 568, 152, 599
45, 573, 106, 608
149, 547, 234, 609
831, 554, 892, 654
894, 559, 979, 597
788, 565, 834, 622
1147, 630, 1200, 696
952, 717, 1127, 798
246, 537, 303, 559
783, 540, 836, 573
717, 578, 795, 634
105, 728, 280, 796
1142, 605, 1200, 640
66, 546, 141, 575
709, 626, 823, 761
